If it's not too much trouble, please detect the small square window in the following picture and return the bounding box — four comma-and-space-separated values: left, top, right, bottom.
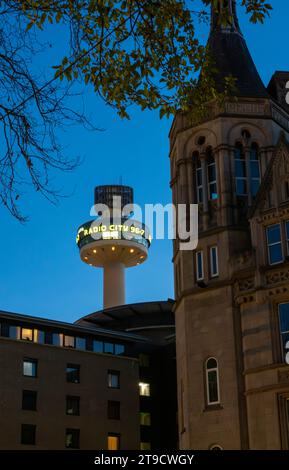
75, 337, 86, 350
65, 429, 80, 449
107, 434, 120, 450
108, 370, 120, 389
22, 390, 37, 411
115, 344, 125, 355
66, 364, 80, 384
107, 401, 120, 420
21, 328, 33, 341
139, 382, 150, 397
140, 412, 151, 426
23, 359, 37, 378
21, 424, 36, 445
66, 396, 80, 416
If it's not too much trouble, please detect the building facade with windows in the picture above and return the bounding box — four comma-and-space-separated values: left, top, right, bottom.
0, 300, 177, 450
170, 0, 289, 449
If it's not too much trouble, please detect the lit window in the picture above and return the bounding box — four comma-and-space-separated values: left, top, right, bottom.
66, 364, 80, 384
266, 224, 283, 265
210, 246, 219, 278
278, 304, 289, 363
115, 344, 125, 355
107, 434, 120, 450
140, 442, 151, 450
22, 390, 37, 411
207, 148, 218, 200
195, 153, 203, 203
250, 143, 260, 197
21, 424, 36, 445
23, 358, 37, 377
139, 382, 150, 397
140, 412, 151, 426
235, 143, 247, 196
66, 396, 80, 416
21, 328, 33, 342
93, 340, 103, 353
75, 337, 86, 350
64, 335, 75, 348
108, 370, 120, 389
205, 357, 220, 405
107, 401, 120, 420
34, 330, 45, 344
196, 251, 204, 281
65, 429, 80, 449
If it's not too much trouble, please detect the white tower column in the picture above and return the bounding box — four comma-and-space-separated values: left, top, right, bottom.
103, 262, 125, 309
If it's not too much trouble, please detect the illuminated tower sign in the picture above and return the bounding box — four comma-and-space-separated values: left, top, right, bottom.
76, 185, 151, 309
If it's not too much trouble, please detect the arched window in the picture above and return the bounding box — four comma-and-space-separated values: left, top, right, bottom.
250, 143, 260, 197
205, 357, 220, 405
209, 444, 223, 450
234, 142, 247, 196
194, 152, 203, 203
207, 148, 218, 200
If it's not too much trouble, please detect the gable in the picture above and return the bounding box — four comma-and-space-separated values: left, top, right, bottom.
249, 132, 289, 219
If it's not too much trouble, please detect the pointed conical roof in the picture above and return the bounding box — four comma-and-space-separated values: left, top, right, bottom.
208, 0, 268, 98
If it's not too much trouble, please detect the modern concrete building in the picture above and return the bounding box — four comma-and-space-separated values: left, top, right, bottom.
0, 301, 176, 450
170, 0, 289, 450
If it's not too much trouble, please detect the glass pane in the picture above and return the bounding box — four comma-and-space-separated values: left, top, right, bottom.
235, 160, 246, 177
139, 382, 150, 396
108, 372, 119, 388
210, 247, 218, 276
64, 336, 75, 348
75, 337, 86, 350
286, 221, 289, 241
208, 370, 219, 403
107, 435, 120, 450
21, 328, 33, 341
115, 344, 125, 355
207, 358, 217, 369
140, 442, 151, 450
198, 188, 203, 203
34, 330, 45, 344
9, 326, 20, 339
269, 244, 283, 265
279, 304, 289, 333
197, 252, 203, 279
104, 343, 114, 354
93, 340, 103, 353
23, 360, 37, 377
250, 161, 260, 178
209, 183, 218, 200
140, 412, 151, 426
251, 179, 260, 197
281, 332, 289, 362
196, 169, 202, 186
52, 333, 61, 346
208, 164, 216, 181
236, 179, 247, 196
267, 224, 281, 245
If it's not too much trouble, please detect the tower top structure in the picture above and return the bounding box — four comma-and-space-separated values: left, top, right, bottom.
208, 0, 268, 98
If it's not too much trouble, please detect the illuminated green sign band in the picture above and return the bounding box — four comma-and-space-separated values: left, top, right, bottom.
76, 220, 151, 250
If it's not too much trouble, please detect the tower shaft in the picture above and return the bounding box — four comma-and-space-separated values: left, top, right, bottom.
103, 262, 125, 309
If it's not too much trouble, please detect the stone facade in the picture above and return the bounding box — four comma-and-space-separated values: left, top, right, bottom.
170, 1, 289, 449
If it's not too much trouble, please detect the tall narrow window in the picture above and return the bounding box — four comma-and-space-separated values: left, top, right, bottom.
210, 246, 219, 278
65, 429, 80, 449
66, 364, 80, 384
196, 251, 204, 281
205, 358, 220, 405
234, 143, 247, 196
108, 370, 120, 389
22, 390, 37, 411
250, 143, 260, 197
21, 424, 36, 445
66, 396, 80, 416
266, 224, 283, 265
285, 221, 289, 255
278, 304, 289, 363
108, 401, 120, 420
107, 434, 120, 450
195, 153, 203, 203
207, 148, 218, 200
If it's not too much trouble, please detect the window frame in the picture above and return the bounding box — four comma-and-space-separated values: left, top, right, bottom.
21, 424, 36, 446
107, 400, 120, 420
108, 370, 120, 389
266, 223, 284, 266
107, 433, 120, 451
209, 246, 219, 278
65, 428, 80, 449
22, 390, 37, 411
207, 150, 218, 201
205, 357, 221, 406
66, 364, 80, 384
23, 358, 38, 378
196, 250, 204, 281
66, 395, 80, 416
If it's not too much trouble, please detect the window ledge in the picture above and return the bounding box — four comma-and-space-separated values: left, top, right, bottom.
203, 404, 223, 412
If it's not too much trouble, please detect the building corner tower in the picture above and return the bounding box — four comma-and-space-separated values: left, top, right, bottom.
170, 0, 289, 450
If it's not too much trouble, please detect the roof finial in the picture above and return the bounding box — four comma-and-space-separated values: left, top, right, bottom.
211, 0, 242, 35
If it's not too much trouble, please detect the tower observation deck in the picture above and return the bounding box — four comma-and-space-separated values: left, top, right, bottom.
76, 185, 151, 309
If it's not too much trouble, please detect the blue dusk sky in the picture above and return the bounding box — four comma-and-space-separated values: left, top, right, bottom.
0, 0, 288, 322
